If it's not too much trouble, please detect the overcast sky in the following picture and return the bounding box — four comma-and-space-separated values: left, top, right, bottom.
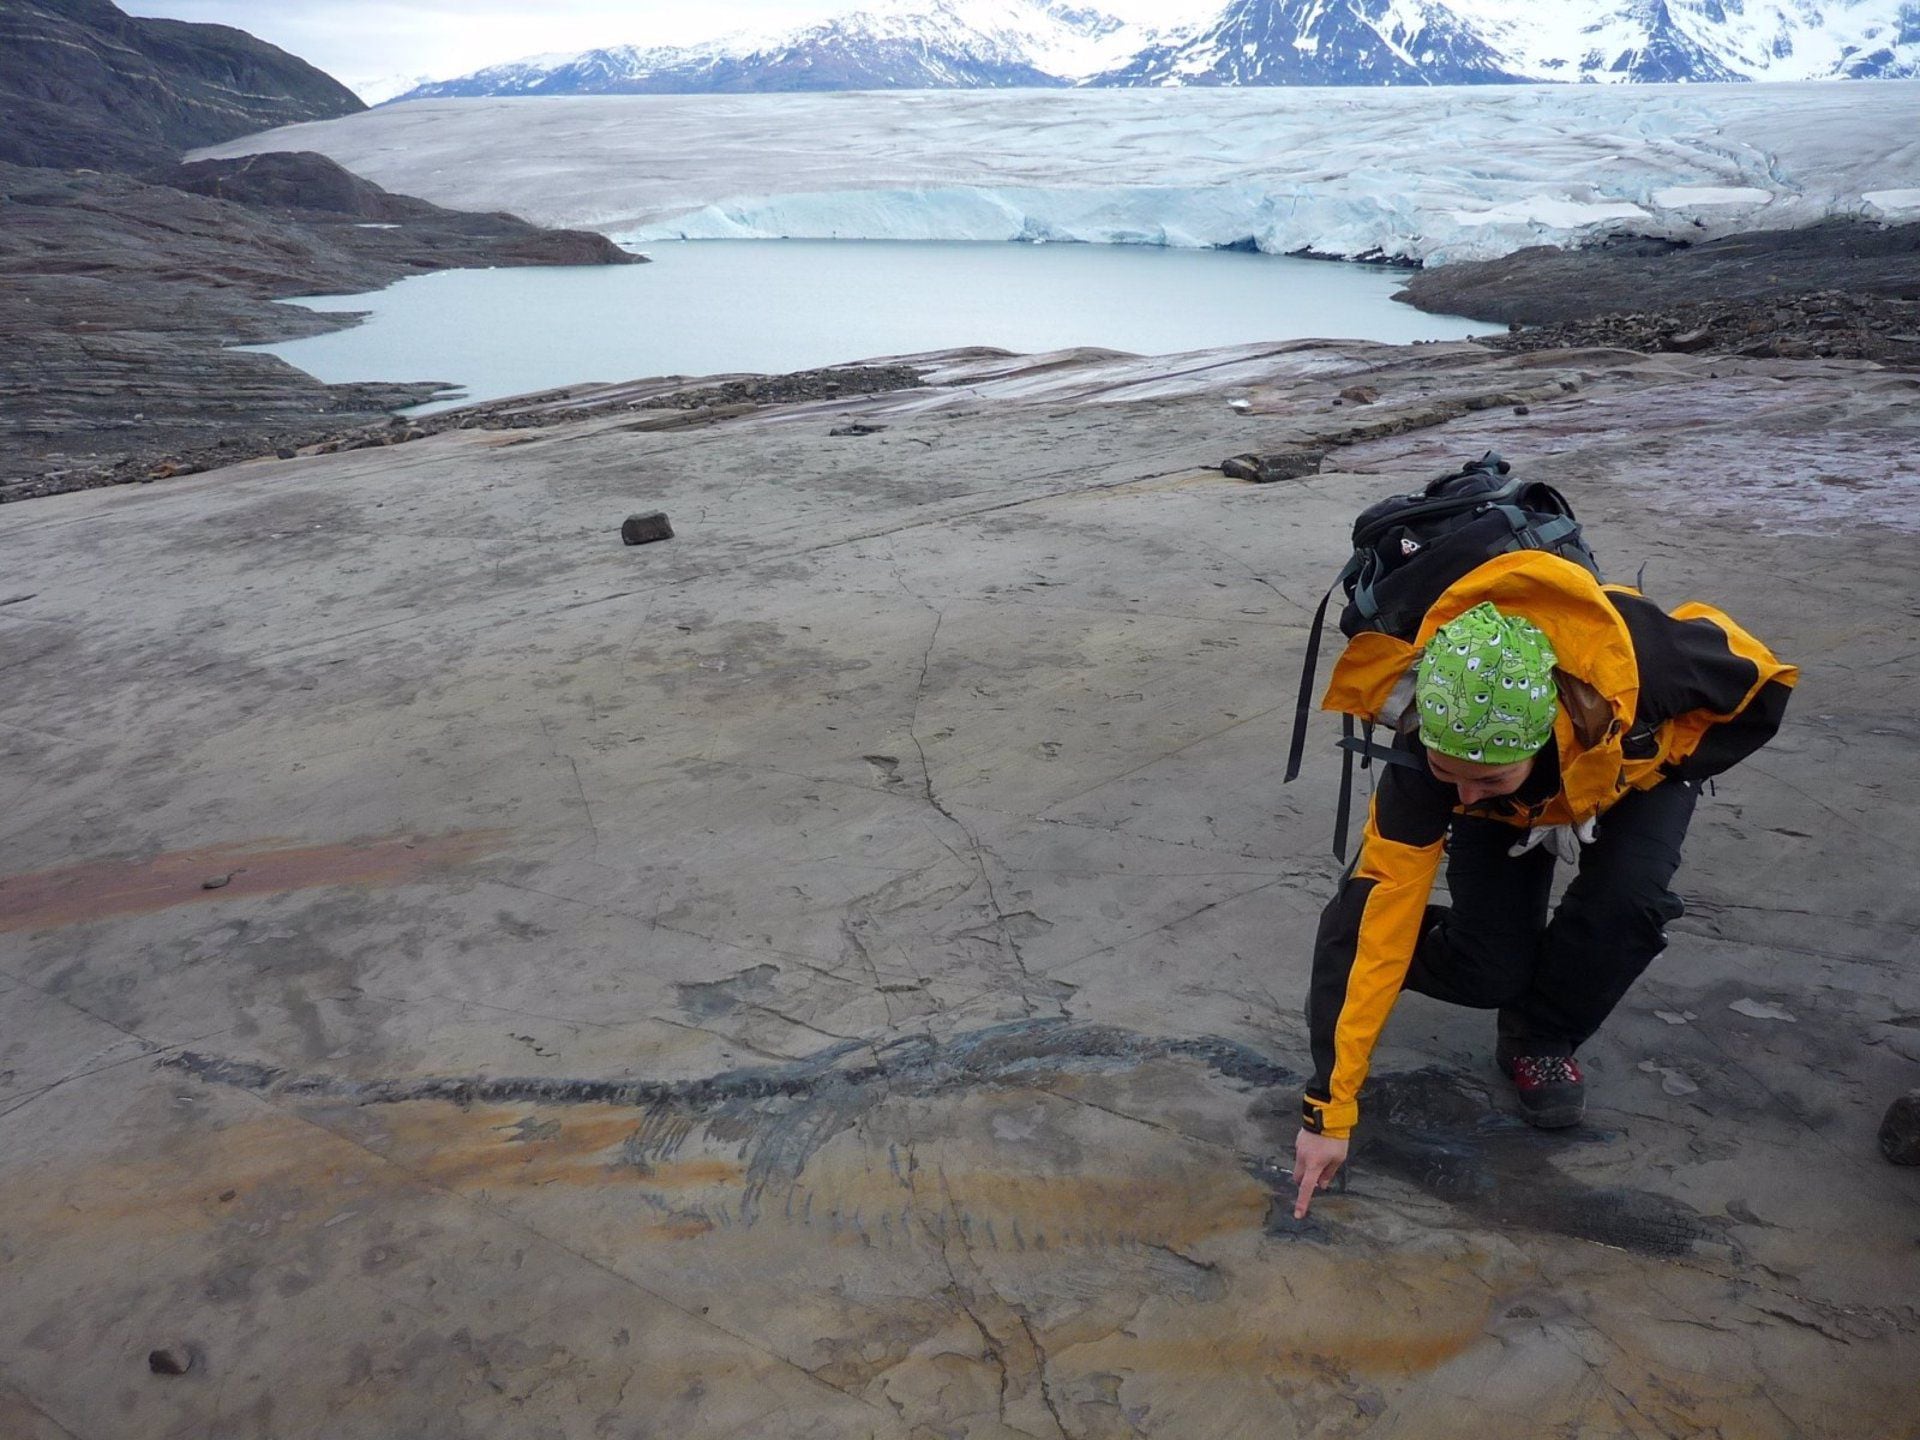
120, 2, 1200, 98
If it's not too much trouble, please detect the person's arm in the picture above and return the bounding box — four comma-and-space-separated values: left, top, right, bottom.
1297, 753, 1451, 1216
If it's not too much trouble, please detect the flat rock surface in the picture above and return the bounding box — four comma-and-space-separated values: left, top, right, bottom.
1, 337, 1916, 1438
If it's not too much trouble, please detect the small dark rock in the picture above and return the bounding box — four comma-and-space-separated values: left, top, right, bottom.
148, 1347, 194, 1376
1222, 450, 1325, 484
1880, 1089, 1920, 1165
274, 447, 297, 460
620, 512, 674, 546
201, 874, 231, 890
1512, 405, 1531, 416
828, 423, 887, 437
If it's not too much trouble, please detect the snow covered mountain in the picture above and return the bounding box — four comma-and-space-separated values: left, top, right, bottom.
399, 0, 1151, 99
1104, 0, 1918, 85
1099, 0, 1524, 86
392, 0, 1920, 100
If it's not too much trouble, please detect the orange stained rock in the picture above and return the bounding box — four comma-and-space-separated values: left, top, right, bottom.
1, 1110, 390, 1248
0, 828, 509, 932
791, 1156, 1272, 1254
1049, 1257, 1501, 1381
0, 1103, 745, 1250
367, 1101, 747, 1195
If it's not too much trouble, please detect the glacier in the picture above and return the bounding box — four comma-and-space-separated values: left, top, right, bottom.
196, 81, 1920, 266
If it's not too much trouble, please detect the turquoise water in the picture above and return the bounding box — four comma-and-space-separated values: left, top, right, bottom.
246, 239, 1483, 414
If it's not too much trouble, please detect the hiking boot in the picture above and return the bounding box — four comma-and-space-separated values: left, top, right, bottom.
1497, 1046, 1586, 1128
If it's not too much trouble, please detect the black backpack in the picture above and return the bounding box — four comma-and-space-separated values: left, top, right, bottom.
1283, 452, 1601, 857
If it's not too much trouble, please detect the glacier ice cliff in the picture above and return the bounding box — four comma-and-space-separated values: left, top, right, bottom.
198, 82, 1920, 265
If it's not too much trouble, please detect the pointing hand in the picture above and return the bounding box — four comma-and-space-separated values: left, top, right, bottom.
1292, 1129, 1350, 1219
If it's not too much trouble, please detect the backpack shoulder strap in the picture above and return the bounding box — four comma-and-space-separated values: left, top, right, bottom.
1328, 720, 1424, 860
1283, 558, 1358, 784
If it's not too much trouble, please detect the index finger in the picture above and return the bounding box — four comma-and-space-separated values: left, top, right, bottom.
1292, 1157, 1325, 1220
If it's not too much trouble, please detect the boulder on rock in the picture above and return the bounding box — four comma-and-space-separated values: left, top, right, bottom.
621, 512, 674, 546
1222, 450, 1325, 484
1881, 1090, 1920, 1165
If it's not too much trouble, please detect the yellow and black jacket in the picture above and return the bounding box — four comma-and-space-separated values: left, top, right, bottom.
1301, 551, 1797, 1139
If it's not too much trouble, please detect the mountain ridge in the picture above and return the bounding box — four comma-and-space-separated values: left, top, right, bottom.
391, 0, 1920, 101
0, 0, 366, 171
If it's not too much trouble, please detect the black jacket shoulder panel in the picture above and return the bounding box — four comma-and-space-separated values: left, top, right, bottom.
1607, 590, 1761, 728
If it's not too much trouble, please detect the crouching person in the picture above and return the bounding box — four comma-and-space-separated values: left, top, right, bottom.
1293, 551, 1796, 1219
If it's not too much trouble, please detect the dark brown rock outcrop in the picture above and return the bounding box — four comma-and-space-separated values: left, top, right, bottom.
166, 152, 637, 268
1397, 221, 1920, 326
1484, 289, 1920, 367
1396, 219, 1920, 367
0, 0, 365, 173
0, 158, 641, 501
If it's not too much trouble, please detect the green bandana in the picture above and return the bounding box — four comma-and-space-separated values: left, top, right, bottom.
1416, 602, 1559, 764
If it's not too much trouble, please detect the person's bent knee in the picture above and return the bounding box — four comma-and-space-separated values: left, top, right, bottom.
1404, 933, 1537, 1009
1554, 883, 1684, 967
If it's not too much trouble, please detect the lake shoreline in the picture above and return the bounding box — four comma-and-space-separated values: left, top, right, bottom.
6, 205, 1917, 505
247, 241, 1481, 418
0, 152, 638, 505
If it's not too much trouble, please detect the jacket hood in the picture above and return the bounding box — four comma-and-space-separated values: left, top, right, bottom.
1321, 551, 1639, 820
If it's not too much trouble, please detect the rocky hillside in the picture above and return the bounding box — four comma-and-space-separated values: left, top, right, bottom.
1, 152, 638, 502
0, 1, 642, 503
0, 0, 364, 172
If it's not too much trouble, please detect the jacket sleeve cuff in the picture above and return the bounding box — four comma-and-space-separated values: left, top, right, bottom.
1301, 1093, 1358, 1140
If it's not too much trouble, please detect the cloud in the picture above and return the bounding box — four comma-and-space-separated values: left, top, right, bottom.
120, 1, 831, 86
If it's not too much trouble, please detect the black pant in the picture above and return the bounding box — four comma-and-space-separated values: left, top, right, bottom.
1402, 780, 1697, 1053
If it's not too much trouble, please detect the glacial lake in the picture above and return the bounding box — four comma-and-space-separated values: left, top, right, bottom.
246, 239, 1485, 414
